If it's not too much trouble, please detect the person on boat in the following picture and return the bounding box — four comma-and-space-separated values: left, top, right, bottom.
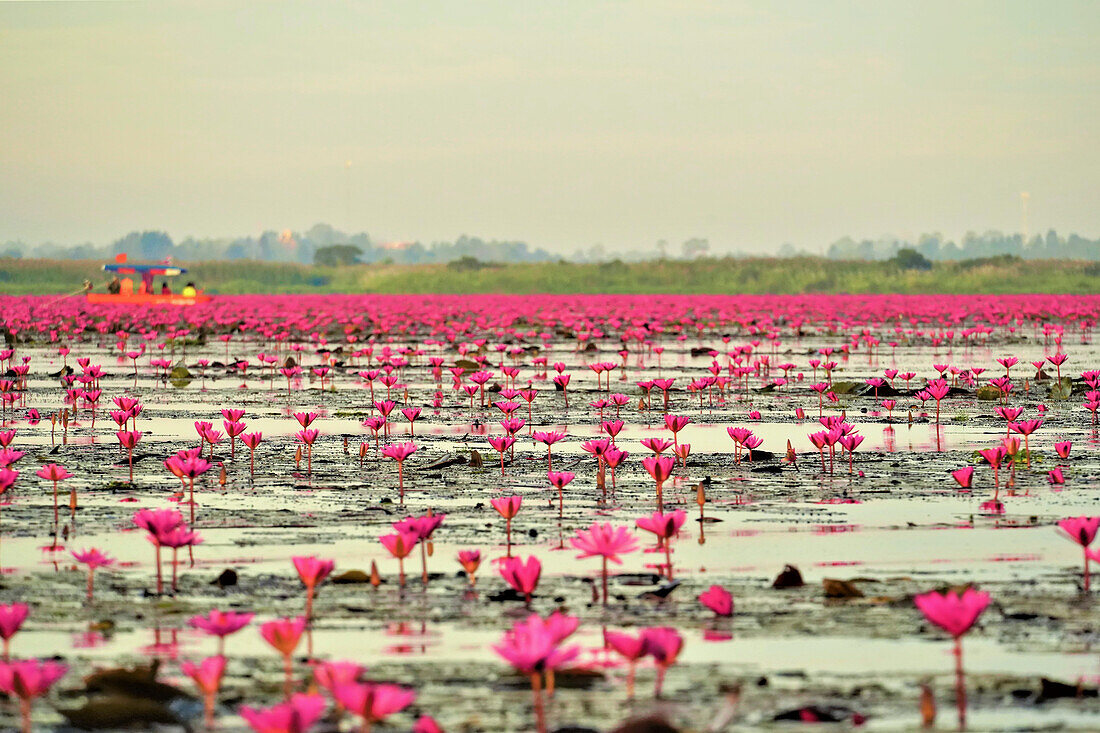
182, 282, 197, 297
107, 276, 122, 294
161, 282, 171, 295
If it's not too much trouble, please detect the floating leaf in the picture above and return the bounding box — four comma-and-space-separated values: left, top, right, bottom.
822, 578, 864, 598
975, 385, 1001, 401
1048, 377, 1073, 400
168, 366, 191, 389
772, 564, 804, 589
60, 696, 186, 729
332, 569, 371, 584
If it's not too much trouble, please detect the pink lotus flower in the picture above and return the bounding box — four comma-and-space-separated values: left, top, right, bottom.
457, 549, 482, 586
181, 655, 226, 729
570, 522, 639, 606
71, 548, 114, 602
0, 659, 67, 733
499, 555, 542, 604
487, 434, 516, 474
641, 626, 684, 697
133, 509, 184, 595
292, 411, 318, 428
640, 437, 674, 454
1054, 440, 1071, 460
494, 614, 581, 733
635, 509, 687, 540
0, 603, 29, 659
914, 587, 991, 729
240, 692, 327, 733
951, 466, 974, 489
698, 584, 734, 617
380, 530, 420, 588
547, 471, 574, 517
221, 408, 246, 422
1057, 516, 1100, 591
292, 556, 335, 621
242, 431, 263, 479
260, 616, 308, 697
605, 629, 647, 698
663, 414, 691, 446
115, 430, 143, 482
36, 462, 73, 523
393, 513, 445, 585
642, 455, 676, 511
332, 682, 416, 731
189, 609, 254, 655
636, 509, 687, 579
313, 660, 365, 695
492, 495, 522, 556
531, 430, 565, 471
0, 467, 17, 496
380, 442, 417, 503
35, 463, 72, 481
295, 428, 320, 476
413, 715, 444, 733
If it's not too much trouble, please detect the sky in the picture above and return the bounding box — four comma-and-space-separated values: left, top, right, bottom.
1, 1, 1097, 255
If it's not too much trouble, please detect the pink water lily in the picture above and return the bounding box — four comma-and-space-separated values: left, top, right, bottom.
499, 555, 542, 605
240, 692, 326, 733
181, 655, 227, 728
71, 548, 114, 602
698, 584, 734, 617
189, 609, 254, 655
0, 603, 29, 660
570, 522, 639, 606
0, 659, 67, 733
332, 682, 416, 733
1057, 516, 1100, 591
914, 587, 991, 729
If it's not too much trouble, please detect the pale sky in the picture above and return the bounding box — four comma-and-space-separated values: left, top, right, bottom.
2, 1, 1097, 254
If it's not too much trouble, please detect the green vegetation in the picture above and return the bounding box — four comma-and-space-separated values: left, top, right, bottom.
1, 256, 1097, 295
313, 244, 363, 267
890, 248, 933, 271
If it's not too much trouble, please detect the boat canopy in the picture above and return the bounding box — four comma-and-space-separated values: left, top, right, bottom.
104, 264, 186, 277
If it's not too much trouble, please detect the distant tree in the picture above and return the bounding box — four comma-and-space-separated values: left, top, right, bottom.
225, 241, 252, 260
313, 244, 363, 267
0, 243, 23, 259
891, 248, 933, 271
111, 231, 174, 261
682, 238, 709, 258
916, 233, 942, 260
448, 255, 486, 271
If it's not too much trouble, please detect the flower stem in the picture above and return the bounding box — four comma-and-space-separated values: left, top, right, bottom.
530, 672, 547, 733
954, 637, 967, 730
601, 557, 609, 607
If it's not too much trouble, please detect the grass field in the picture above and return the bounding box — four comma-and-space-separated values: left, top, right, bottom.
1, 255, 1098, 295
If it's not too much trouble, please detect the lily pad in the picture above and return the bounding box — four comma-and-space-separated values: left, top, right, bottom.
975, 385, 1002, 400
1048, 377, 1073, 400
168, 366, 192, 388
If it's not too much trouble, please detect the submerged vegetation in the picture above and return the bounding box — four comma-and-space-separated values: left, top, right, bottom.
2, 255, 1099, 295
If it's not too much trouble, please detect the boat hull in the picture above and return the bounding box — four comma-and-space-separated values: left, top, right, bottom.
85, 293, 212, 306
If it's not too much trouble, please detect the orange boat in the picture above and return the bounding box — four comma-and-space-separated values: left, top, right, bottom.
86, 255, 212, 306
